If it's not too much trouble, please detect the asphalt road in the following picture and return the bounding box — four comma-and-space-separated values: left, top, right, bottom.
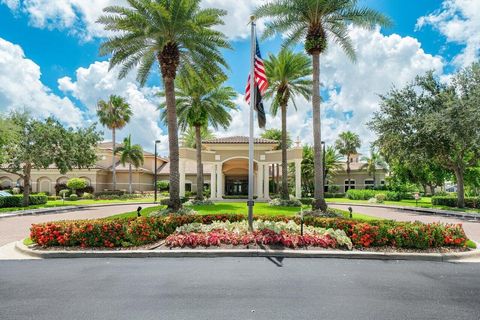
1, 258, 479, 320
0, 203, 156, 246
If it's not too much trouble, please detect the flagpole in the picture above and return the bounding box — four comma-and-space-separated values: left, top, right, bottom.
247, 15, 256, 231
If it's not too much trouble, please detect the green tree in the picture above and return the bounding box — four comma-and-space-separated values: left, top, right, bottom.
0, 114, 102, 206
96, 95, 132, 191
181, 127, 215, 149
160, 70, 236, 200
98, 0, 230, 211
324, 145, 343, 185
300, 145, 315, 197
255, 0, 391, 211
67, 178, 87, 194
370, 63, 480, 207
335, 131, 361, 191
115, 135, 144, 194
261, 129, 292, 151
361, 147, 387, 188
264, 48, 312, 200
0, 117, 20, 165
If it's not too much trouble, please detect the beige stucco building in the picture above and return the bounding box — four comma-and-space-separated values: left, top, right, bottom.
0, 137, 387, 197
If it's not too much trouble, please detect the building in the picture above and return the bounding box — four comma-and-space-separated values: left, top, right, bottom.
0, 137, 387, 197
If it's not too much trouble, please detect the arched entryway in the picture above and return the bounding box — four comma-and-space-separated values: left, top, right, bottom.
0, 176, 13, 189
222, 158, 256, 197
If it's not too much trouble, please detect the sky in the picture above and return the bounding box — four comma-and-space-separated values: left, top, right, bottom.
0, 0, 479, 156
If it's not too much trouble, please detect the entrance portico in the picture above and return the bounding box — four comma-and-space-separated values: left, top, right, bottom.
178, 136, 303, 200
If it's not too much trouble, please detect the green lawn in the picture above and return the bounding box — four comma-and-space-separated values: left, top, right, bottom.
326, 197, 480, 213
108, 202, 380, 221
0, 198, 155, 213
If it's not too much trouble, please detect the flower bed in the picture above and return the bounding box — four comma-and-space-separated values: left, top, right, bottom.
29, 214, 468, 250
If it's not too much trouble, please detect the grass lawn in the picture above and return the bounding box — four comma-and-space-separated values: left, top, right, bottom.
0, 198, 155, 214
108, 202, 381, 221
326, 197, 480, 214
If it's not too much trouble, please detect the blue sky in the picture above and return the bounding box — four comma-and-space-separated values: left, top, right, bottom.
0, 0, 478, 155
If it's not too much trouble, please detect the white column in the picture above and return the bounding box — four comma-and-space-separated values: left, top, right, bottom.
210, 164, 216, 199
295, 159, 302, 199
179, 159, 185, 197
256, 163, 264, 199
263, 164, 270, 200
216, 164, 223, 198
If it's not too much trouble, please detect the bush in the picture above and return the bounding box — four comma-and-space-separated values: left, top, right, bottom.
55, 183, 67, 195
66, 178, 87, 192
68, 194, 79, 201
30, 214, 468, 249
346, 189, 407, 201
432, 196, 479, 209
269, 198, 302, 207
375, 194, 386, 203
157, 181, 169, 191
47, 196, 59, 201
324, 192, 346, 198
0, 195, 47, 208
184, 199, 214, 206
59, 189, 70, 198
299, 198, 313, 205
346, 189, 377, 200
77, 185, 94, 196
82, 192, 94, 199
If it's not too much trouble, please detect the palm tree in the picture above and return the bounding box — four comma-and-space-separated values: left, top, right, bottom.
255, 0, 391, 211
361, 147, 387, 188
96, 95, 132, 191
159, 70, 236, 200
335, 131, 361, 192
261, 128, 292, 194
264, 48, 312, 200
115, 135, 144, 194
98, 0, 230, 211
181, 127, 215, 149
324, 145, 343, 185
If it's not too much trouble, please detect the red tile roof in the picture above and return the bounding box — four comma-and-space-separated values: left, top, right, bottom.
202, 136, 278, 144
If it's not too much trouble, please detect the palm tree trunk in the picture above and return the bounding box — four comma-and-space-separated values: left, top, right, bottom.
347, 160, 351, 192
128, 163, 132, 194
311, 52, 327, 211
281, 103, 289, 200
195, 125, 204, 201
164, 76, 181, 210
112, 127, 116, 190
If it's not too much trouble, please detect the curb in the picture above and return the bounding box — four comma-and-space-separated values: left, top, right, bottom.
14, 241, 480, 262
0, 202, 157, 219
328, 202, 480, 222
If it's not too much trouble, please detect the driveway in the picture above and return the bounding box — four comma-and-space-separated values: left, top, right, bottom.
1, 258, 479, 320
0, 203, 156, 246
331, 204, 480, 243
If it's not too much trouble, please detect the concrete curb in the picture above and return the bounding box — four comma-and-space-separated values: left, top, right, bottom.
328, 202, 480, 222
14, 241, 480, 262
0, 202, 157, 219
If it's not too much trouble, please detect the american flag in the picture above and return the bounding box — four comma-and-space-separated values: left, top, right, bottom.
245, 37, 268, 128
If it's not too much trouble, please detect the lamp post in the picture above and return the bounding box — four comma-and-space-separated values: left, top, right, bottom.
321, 141, 326, 191
154, 140, 161, 203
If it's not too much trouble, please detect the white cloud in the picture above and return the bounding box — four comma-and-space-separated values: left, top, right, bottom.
0, 37, 83, 126
3, 0, 261, 41
217, 27, 444, 153
58, 60, 168, 153
416, 0, 480, 67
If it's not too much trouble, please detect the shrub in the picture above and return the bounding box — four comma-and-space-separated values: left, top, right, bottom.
375, 194, 386, 203
269, 198, 302, 207
47, 196, 59, 201
66, 178, 87, 192
324, 192, 346, 198
299, 198, 313, 205
432, 196, 479, 209
184, 199, 214, 206
0, 195, 47, 208
68, 194, 79, 201
77, 185, 94, 196
346, 189, 377, 200
82, 192, 94, 199
157, 181, 169, 191
59, 189, 70, 198
55, 183, 67, 195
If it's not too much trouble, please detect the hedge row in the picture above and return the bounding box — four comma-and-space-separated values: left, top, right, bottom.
432, 196, 480, 208
346, 189, 411, 201
30, 214, 467, 249
0, 195, 48, 208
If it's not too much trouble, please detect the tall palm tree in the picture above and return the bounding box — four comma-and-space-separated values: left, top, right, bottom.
324, 145, 343, 185
96, 95, 132, 191
264, 48, 312, 200
335, 131, 361, 192
98, 0, 230, 210
255, 0, 391, 211
181, 126, 215, 149
261, 128, 292, 194
115, 135, 144, 194
361, 147, 387, 188
159, 70, 236, 200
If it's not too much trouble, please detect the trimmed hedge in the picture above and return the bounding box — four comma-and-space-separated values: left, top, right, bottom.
346, 189, 407, 201
30, 214, 468, 250
0, 195, 48, 208
94, 191, 125, 198
432, 196, 479, 209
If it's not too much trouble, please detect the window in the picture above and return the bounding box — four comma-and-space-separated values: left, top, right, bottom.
185, 183, 192, 192
364, 179, 374, 190
344, 180, 356, 192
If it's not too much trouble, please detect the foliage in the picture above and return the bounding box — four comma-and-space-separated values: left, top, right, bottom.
59, 190, 70, 198
115, 134, 144, 194
150, 207, 197, 217
0, 113, 102, 206
0, 195, 47, 208
181, 127, 215, 149
346, 189, 405, 201
68, 194, 79, 201
82, 192, 94, 200
30, 214, 467, 249
375, 194, 386, 203
361, 147, 388, 187
370, 63, 480, 208
261, 129, 291, 150
432, 196, 480, 209
66, 178, 87, 192
156, 181, 169, 191
269, 198, 302, 207
96, 95, 132, 131
184, 199, 215, 206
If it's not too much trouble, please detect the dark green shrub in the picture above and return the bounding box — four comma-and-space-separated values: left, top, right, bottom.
68, 194, 79, 201
432, 196, 479, 208
157, 181, 169, 191
346, 189, 376, 200
0, 195, 47, 208
299, 198, 313, 205
324, 192, 346, 198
